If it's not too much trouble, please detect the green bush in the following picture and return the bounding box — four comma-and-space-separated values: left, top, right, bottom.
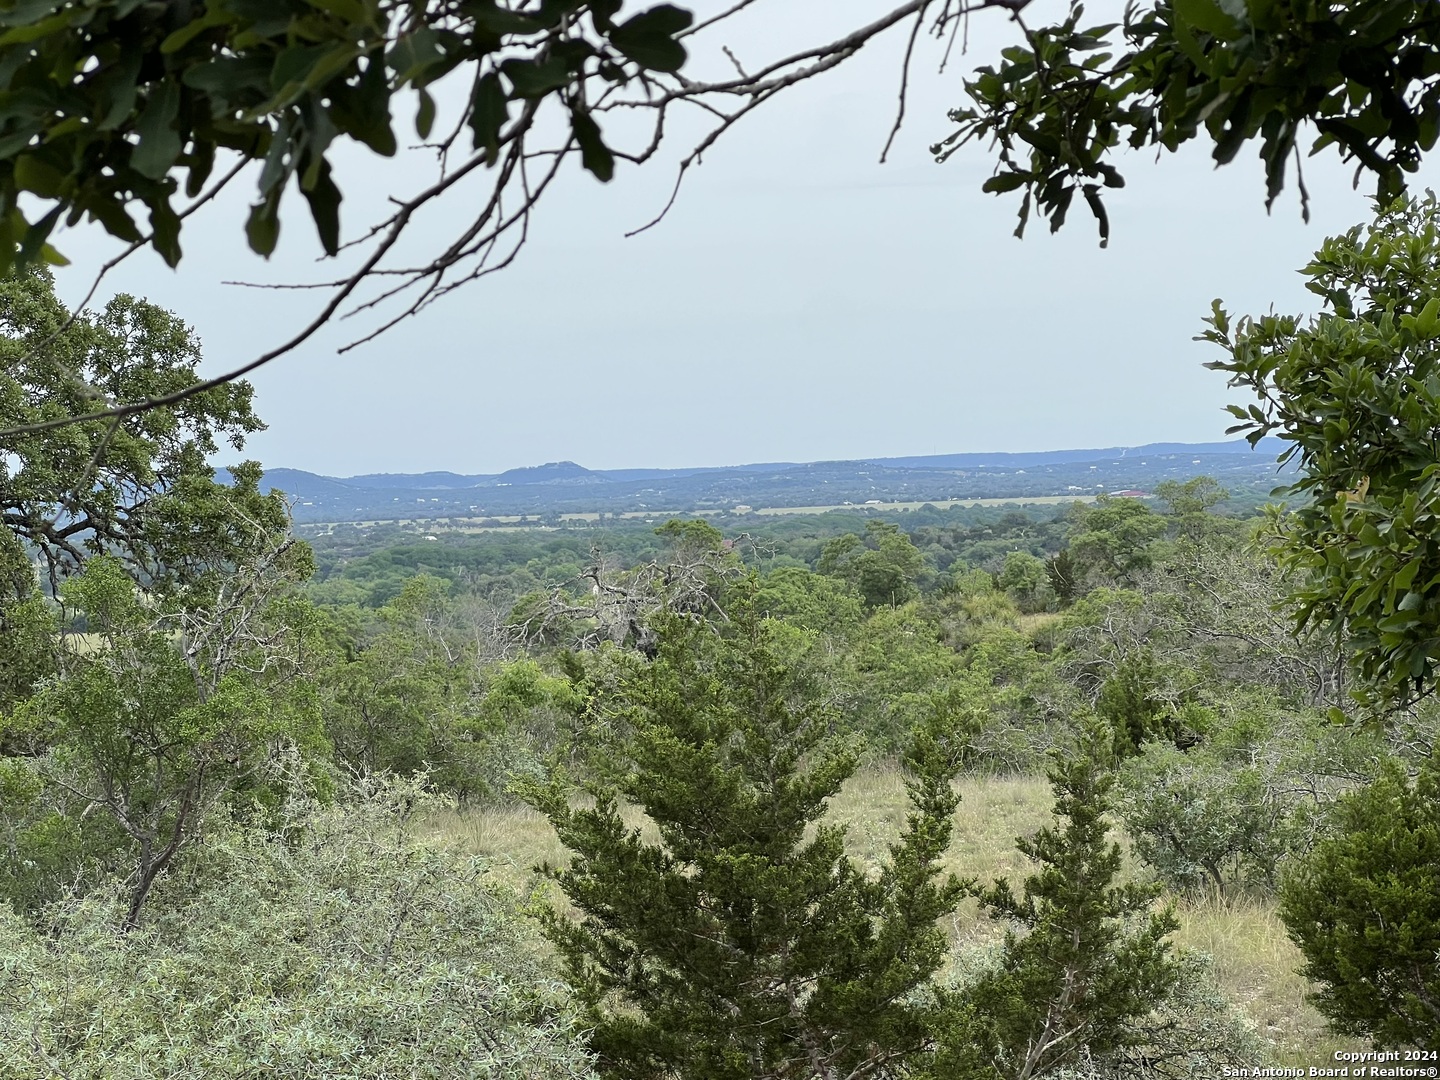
1279, 759, 1440, 1047
1116, 742, 1286, 895
0, 774, 593, 1079
1116, 704, 1391, 897
525, 609, 966, 1080
949, 950, 1261, 1080
930, 737, 1182, 1079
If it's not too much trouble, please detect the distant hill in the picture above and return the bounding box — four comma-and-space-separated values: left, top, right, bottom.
347, 471, 494, 489
237, 438, 1295, 525
491, 461, 609, 486
867, 438, 1287, 470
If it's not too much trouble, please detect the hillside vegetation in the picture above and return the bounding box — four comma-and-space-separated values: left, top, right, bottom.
4, 464, 1432, 1076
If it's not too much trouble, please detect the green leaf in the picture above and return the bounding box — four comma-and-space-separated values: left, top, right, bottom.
470, 3, 543, 34
94, 52, 143, 131
327, 53, 395, 156
389, 25, 444, 86
271, 46, 330, 94
85, 196, 143, 244
182, 55, 271, 98
160, 8, 231, 54
1414, 296, 1440, 339
570, 107, 612, 182
1173, 0, 1241, 38
12, 154, 65, 198
608, 4, 692, 73
132, 81, 183, 180
299, 157, 341, 255
468, 71, 508, 152
245, 198, 280, 256
1395, 559, 1421, 593
0, 0, 66, 29
982, 171, 1028, 194
501, 56, 570, 98
17, 204, 60, 266
415, 88, 436, 140
0, 11, 70, 46
149, 202, 182, 267
258, 116, 294, 195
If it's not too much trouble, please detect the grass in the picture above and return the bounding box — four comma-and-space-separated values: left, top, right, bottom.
428, 766, 1343, 1067
1171, 893, 1348, 1063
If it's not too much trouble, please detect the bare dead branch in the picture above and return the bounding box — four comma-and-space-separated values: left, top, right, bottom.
879, 9, 926, 164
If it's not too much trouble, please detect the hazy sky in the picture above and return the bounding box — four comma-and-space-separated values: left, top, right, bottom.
47, 1, 1430, 477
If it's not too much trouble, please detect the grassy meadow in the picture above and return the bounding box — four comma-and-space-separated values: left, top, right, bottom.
429, 766, 1343, 1069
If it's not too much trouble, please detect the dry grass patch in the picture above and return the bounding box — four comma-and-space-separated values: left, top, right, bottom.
1172, 892, 1346, 1065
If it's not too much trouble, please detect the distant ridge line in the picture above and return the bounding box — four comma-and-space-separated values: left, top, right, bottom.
231, 437, 1292, 525
266, 437, 1287, 491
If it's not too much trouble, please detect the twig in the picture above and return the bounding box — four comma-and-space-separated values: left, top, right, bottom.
880, 10, 926, 164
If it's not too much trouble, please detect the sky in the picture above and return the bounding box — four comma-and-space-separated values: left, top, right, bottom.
46, 0, 1432, 477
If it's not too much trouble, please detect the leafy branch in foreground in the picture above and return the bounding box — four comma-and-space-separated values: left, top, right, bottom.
1204, 193, 1440, 705
0, 0, 1017, 438
939, 2, 1440, 246
7, 2, 1440, 431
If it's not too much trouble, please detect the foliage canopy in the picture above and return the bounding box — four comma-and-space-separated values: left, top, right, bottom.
942, 1, 1440, 245
1, 0, 1437, 421
1208, 193, 1440, 702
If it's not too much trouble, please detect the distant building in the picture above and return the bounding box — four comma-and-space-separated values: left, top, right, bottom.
1108, 489, 1149, 498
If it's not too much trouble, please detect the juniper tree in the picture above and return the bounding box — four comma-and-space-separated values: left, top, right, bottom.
928, 733, 1182, 1080
523, 605, 968, 1080
1279, 759, 1440, 1047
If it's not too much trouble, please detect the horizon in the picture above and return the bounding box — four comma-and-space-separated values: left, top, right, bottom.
257, 434, 1281, 481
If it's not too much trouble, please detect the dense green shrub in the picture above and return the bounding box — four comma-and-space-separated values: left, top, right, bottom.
949, 949, 1261, 1080
0, 775, 593, 1079
1116, 703, 1392, 897
997, 551, 1054, 613
1279, 759, 1440, 1047
1116, 743, 1286, 894
526, 608, 967, 1080
929, 738, 1182, 1079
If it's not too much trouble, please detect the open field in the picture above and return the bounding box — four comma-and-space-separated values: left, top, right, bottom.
303, 495, 1106, 534
428, 767, 1345, 1069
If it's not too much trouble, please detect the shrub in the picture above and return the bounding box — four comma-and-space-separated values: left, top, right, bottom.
525, 609, 967, 1080
1279, 759, 1440, 1047
929, 736, 1183, 1079
0, 774, 593, 1079
1116, 743, 1286, 895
